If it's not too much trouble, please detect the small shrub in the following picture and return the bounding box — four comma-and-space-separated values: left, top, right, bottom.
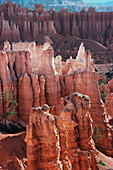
92, 125, 102, 142
42, 37, 45, 40
98, 160, 106, 167
98, 77, 108, 102
0, 91, 18, 126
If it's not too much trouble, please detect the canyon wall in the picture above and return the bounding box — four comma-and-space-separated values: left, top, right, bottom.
0, 40, 113, 166
0, 1, 113, 47
0, 1, 113, 169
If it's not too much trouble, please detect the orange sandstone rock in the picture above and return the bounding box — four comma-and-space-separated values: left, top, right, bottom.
108, 78, 113, 92
105, 93, 113, 117
27, 93, 98, 170
18, 74, 33, 123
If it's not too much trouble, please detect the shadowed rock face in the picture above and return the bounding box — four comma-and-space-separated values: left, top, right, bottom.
105, 78, 113, 118
26, 93, 98, 170
0, 132, 26, 169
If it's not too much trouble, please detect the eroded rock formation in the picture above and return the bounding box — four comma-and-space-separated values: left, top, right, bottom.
26, 94, 98, 170
105, 93, 113, 117
105, 78, 113, 117
0, 1, 112, 169
0, 1, 113, 48
57, 43, 113, 157
0, 40, 113, 168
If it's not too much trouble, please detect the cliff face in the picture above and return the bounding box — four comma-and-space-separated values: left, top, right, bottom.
26, 94, 98, 170
0, 1, 113, 65
0, 42, 61, 122
0, 40, 113, 168
0, 2, 113, 169
0, 1, 113, 48
56, 43, 113, 157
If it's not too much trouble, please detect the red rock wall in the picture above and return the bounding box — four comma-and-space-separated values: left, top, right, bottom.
27, 93, 98, 170
0, 44, 61, 122
57, 44, 113, 157
0, 1, 113, 46
105, 93, 113, 117
64, 72, 113, 156
105, 78, 113, 117
0, 41, 112, 159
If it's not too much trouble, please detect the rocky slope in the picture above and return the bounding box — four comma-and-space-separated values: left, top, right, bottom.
50, 34, 113, 64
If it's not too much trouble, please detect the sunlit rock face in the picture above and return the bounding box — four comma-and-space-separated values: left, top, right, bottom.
6, 41, 61, 107
26, 93, 98, 170
0, 1, 113, 168
0, 42, 61, 122
0, 41, 113, 159
56, 43, 113, 157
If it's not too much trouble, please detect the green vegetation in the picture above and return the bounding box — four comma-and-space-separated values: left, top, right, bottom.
0, 91, 18, 126
98, 77, 108, 102
92, 125, 102, 142
101, 89, 107, 102
98, 160, 106, 167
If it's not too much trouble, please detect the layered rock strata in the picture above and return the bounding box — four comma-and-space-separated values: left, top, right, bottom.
0, 41, 113, 158
58, 43, 113, 157
0, 1, 113, 47
0, 42, 61, 122
26, 94, 98, 170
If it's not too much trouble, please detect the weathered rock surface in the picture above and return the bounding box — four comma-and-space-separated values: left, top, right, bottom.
0, 1, 112, 168
0, 41, 113, 163
108, 78, 113, 92
59, 44, 113, 157
11, 41, 61, 106
6, 157, 27, 170
0, 42, 61, 122
0, 132, 26, 169
105, 78, 113, 117
0, 1, 113, 50
105, 93, 113, 117
26, 93, 98, 170
18, 74, 33, 123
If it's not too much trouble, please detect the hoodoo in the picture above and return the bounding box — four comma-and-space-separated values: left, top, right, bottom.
0, 1, 113, 169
